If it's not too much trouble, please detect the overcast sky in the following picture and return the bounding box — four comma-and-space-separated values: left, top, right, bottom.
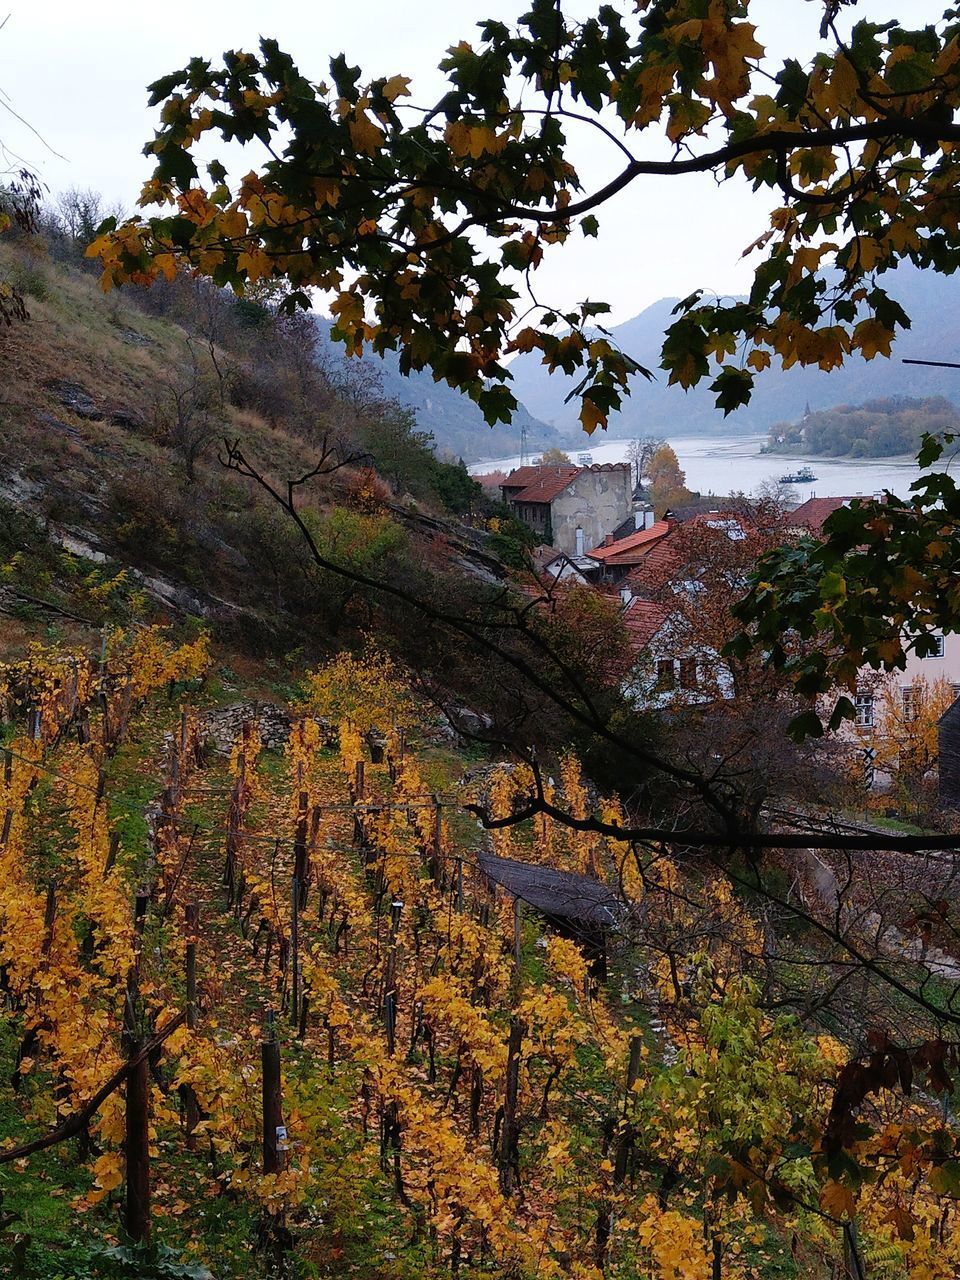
2, 0, 948, 324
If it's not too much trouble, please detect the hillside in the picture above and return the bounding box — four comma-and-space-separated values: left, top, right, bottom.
507, 262, 960, 439
0, 236, 529, 659
766, 396, 960, 459
0, 631, 958, 1279
3, 233, 960, 1280
311, 317, 560, 463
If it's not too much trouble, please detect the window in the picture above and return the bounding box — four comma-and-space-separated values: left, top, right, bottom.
655, 659, 676, 690
902, 686, 916, 722
679, 657, 698, 689
927, 634, 945, 658
855, 693, 874, 728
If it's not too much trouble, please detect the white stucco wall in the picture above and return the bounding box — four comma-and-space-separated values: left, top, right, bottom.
550, 467, 632, 555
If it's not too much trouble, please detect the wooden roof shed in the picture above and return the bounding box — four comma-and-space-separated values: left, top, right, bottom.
477, 851, 622, 979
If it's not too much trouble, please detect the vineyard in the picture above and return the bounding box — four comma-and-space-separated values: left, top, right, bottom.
0, 632, 958, 1280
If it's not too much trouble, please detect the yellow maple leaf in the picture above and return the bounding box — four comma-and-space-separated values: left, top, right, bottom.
382, 75, 411, 102
579, 397, 606, 434
349, 110, 385, 156
853, 316, 894, 360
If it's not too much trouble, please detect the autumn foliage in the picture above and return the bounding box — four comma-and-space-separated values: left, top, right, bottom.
0, 641, 959, 1277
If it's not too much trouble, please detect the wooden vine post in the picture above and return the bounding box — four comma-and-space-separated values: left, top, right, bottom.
181, 902, 201, 1149
122, 989, 151, 1245
384, 899, 403, 1056
353, 760, 365, 844
224, 749, 245, 903
596, 1033, 645, 1267
289, 877, 300, 1027
430, 799, 444, 887
293, 790, 309, 901
261, 1016, 284, 1176
499, 1017, 525, 1196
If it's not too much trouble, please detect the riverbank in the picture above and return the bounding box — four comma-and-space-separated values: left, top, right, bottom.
470, 434, 928, 500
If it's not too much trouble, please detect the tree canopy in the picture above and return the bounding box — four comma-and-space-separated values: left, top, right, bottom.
89, 2, 960, 433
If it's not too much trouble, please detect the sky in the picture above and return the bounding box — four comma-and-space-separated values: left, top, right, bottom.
1, 0, 949, 324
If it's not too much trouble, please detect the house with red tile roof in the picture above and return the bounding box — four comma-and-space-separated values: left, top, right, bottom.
500, 463, 633, 558
587, 520, 673, 581
788, 495, 860, 535
613, 510, 758, 703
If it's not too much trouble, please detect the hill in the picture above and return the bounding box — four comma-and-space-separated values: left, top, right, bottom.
311, 317, 559, 463
0, 232, 537, 662
767, 395, 960, 458
506, 262, 960, 440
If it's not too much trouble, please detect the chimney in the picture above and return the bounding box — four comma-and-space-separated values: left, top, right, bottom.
620, 585, 633, 606
634, 510, 643, 530
604, 534, 614, 547
575, 526, 584, 557
644, 509, 654, 530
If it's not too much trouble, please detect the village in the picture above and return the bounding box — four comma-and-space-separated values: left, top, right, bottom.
476, 453, 960, 818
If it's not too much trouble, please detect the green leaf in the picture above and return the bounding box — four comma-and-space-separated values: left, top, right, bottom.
929, 1161, 960, 1198
819, 569, 847, 602
788, 710, 824, 742
710, 367, 754, 416
918, 431, 951, 468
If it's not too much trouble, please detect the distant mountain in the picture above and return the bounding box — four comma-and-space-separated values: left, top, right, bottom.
312, 318, 559, 463
505, 263, 960, 442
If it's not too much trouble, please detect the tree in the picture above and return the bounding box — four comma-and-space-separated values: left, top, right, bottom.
646, 444, 692, 513
752, 476, 798, 511
628, 506, 850, 821
54, 188, 105, 249
0, 167, 42, 324
626, 435, 666, 489
871, 672, 955, 814
432, 457, 483, 515
86, 3, 960, 437
538, 447, 572, 464
151, 348, 220, 482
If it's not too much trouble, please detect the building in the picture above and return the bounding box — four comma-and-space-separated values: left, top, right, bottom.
500, 463, 633, 557
788, 493, 888, 536
787, 494, 960, 790
586, 519, 673, 583
529, 545, 604, 585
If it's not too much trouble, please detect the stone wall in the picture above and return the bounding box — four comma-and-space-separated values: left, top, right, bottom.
550, 465, 632, 555
197, 702, 336, 753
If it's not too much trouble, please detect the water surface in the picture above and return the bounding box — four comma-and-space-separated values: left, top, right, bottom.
470, 434, 929, 500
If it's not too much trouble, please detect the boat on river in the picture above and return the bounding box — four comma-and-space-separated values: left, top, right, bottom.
779, 466, 817, 484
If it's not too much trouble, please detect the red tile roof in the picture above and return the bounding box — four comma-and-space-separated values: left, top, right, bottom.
472, 471, 508, 493
624, 511, 757, 594
500, 465, 544, 488
588, 520, 671, 564
506, 465, 581, 505
621, 598, 669, 647
789, 496, 856, 534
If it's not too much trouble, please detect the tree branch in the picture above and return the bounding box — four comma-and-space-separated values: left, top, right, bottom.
0, 1010, 187, 1166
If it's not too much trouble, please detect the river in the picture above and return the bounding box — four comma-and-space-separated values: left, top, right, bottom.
469, 434, 931, 500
